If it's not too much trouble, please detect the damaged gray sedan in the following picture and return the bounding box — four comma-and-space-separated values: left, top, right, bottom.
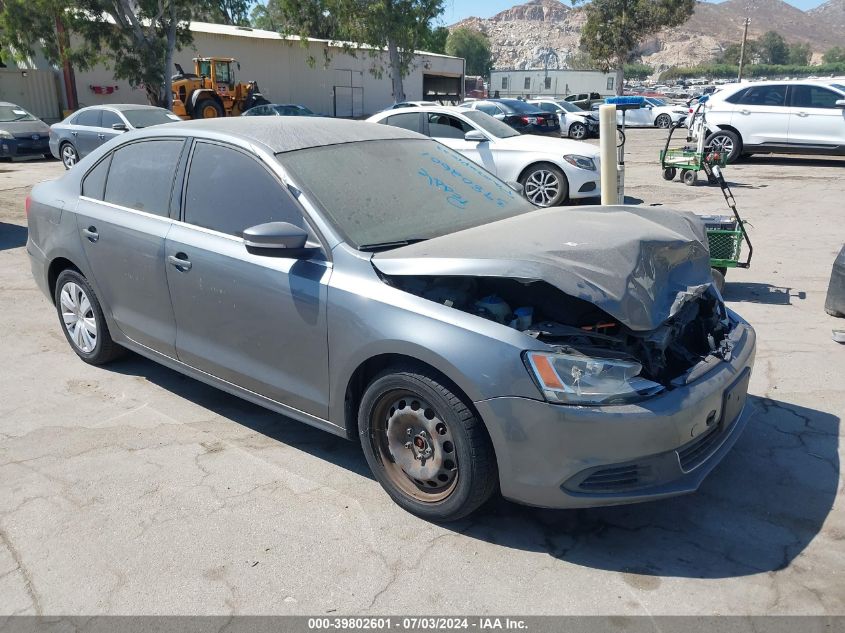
27, 118, 755, 521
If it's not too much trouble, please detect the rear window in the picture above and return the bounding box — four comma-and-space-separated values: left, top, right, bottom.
103, 139, 183, 216
385, 112, 422, 133
498, 100, 541, 114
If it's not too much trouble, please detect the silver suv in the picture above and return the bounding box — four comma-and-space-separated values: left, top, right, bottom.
700, 80, 845, 163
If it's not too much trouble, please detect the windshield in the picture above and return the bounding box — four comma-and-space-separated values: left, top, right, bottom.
831, 83, 845, 93
0, 105, 36, 122
555, 101, 583, 113
277, 139, 531, 250
122, 109, 181, 128
461, 110, 520, 138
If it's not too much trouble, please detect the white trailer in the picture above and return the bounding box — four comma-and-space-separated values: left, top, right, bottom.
489, 69, 616, 99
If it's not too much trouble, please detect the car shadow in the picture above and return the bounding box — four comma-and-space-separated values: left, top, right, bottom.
107, 357, 837, 580
741, 155, 845, 168
110, 354, 373, 479
450, 397, 839, 579
723, 282, 806, 305
0, 222, 27, 251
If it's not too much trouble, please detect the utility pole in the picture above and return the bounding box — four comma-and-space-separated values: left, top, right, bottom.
738, 18, 751, 82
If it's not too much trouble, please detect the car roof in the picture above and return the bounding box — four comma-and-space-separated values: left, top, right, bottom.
75, 104, 166, 112
146, 117, 423, 153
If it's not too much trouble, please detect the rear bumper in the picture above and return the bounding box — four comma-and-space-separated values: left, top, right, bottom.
474, 315, 756, 509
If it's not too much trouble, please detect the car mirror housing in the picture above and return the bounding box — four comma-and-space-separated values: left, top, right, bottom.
464, 130, 487, 142
112, 123, 128, 131
835, 99, 845, 109
243, 221, 317, 258
507, 181, 525, 197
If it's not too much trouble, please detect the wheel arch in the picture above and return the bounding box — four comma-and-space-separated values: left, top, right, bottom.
47, 257, 83, 305
189, 89, 224, 115
517, 160, 569, 186
708, 124, 743, 143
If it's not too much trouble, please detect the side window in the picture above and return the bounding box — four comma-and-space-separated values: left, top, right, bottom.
82, 154, 112, 200
537, 102, 556, 112
501, 77, 508, 90
725, 88, 748, 104
606, 77, 615, 91
738, 85, 786, 107
523, 77, 530, 90
384, 112, 422, 133
427, 114, 470, 139
74, 109, 101, 127
103, 139, 183, 216
100, 110, 122, 129
184, 142, 305, 237
791, 85, 840, 109
544, 77, 552, 90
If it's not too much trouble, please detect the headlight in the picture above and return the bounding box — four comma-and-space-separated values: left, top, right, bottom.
563, 154, 597, 171
525, 351, 663, 405
0, 130, 13, 140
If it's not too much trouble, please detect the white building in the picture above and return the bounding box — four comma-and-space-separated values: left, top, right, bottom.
489, 69, 616, 99
4, 22, 465, 121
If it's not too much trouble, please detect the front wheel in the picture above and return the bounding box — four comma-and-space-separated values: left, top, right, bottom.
662, 167, 677, 181
195, 99, 224, 119
568, 121, 587, 140
705, 129, 742, 164
655, 114, 672, 129
359, 367, 498, 521
520, 163, 568, 207
683, 169, 698, 186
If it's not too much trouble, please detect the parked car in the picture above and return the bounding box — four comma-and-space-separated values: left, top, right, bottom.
0, 102, 51, 160
27, 117, 755, 521
695, 80, 845, 163
385, 101, 439, 110
459, 99, 560, 136
49, 104, 181, 169
242, 103, 317, 117
367, 106, 599, 206
591, 97, 688, 129
563, 92, 605, 110
527, 98, 599, 139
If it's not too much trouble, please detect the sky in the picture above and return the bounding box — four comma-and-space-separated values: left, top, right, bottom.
439, 0, 829, 25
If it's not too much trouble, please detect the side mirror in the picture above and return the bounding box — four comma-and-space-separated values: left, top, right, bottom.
464, 129, 487, 142
242, 221, 316, 257
835, 99, 845, 109
507, 181, 525, 196
112, 123, 127, 131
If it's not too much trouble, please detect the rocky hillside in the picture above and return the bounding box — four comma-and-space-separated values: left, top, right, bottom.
451, 0, 845, 74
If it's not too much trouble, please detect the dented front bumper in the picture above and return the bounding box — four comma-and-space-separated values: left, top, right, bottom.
474, 314, 756, 509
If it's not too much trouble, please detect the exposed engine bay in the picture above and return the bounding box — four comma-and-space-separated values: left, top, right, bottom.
383, 275, 734, 387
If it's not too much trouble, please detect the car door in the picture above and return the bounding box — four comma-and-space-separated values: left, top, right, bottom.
98, 110, 125, 147
732, 84, 790, 146
165, 140, 331, 418
424, 112, 497, 175
787, 84, 845, 148
75, 138, 185, 356
70, 109, 103, 157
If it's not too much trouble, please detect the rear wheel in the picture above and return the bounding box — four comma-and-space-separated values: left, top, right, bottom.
662, 167, 677, 181
196, 99, 224, 119
683, 169, 698, 186
705, 129, 742, 163
655, 114, 672, 129
60, 143, 78, 169
520, 163, 568, 207
359, 367, 498, 521
568, 121, 587, 140
54, 270, 124, 365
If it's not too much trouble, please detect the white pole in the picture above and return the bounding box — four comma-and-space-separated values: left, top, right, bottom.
599, 104, 617, 205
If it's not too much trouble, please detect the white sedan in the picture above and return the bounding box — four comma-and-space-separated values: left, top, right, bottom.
366, 106, 601, 207
601, 97, 688, 128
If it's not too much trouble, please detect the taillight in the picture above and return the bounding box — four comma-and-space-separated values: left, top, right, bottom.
521, 116, 538, 125
25, 195, 31, 217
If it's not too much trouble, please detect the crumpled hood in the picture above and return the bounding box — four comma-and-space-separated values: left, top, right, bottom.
372, 205, 713, 332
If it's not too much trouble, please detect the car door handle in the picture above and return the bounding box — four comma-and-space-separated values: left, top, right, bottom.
97, 133, 106, 139
71, 131, 78, 136
797, 111, 809, 117
739, 109, 751, 115
81, 226, 99, 242
168, 253, 192, 271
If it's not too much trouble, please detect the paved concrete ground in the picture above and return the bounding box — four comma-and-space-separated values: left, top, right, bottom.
0, 131, 843, 616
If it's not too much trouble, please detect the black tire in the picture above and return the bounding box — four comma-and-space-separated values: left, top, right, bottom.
568, 121, 587, 140
705, 129, 742, 164
662, 167, 677, 181
683, 169, 698, 186
359, 366, 498, 521
195, 98, 224, 119
59, 142, 78, 169
655, 114, 672, 129
54, 269, 124, 365
43, 153, 53, 160
519, 163, 568, 207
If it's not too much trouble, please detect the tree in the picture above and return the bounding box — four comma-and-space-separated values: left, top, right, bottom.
445, 27, 492, 77
757, 31, 789, 65
421, 25, 448, 54
787, 42, 811, 66
576, 0, 695, 95
250, 0, 342, 38
196, 0, 255, 25
823, 46, 845, 64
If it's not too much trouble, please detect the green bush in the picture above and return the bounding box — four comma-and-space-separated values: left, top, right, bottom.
660, 62, 845, 81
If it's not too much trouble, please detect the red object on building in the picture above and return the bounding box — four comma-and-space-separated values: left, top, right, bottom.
89, 85, 119, 95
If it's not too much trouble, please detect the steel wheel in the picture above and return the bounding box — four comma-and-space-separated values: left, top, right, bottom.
202, 104, 219, 118
656, 114, 672, 129
59, 281, 97, 353
61, 144, 78, 169
370, 391, 459, 502
709, 135, 733, 155
522, 166, 564, 207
